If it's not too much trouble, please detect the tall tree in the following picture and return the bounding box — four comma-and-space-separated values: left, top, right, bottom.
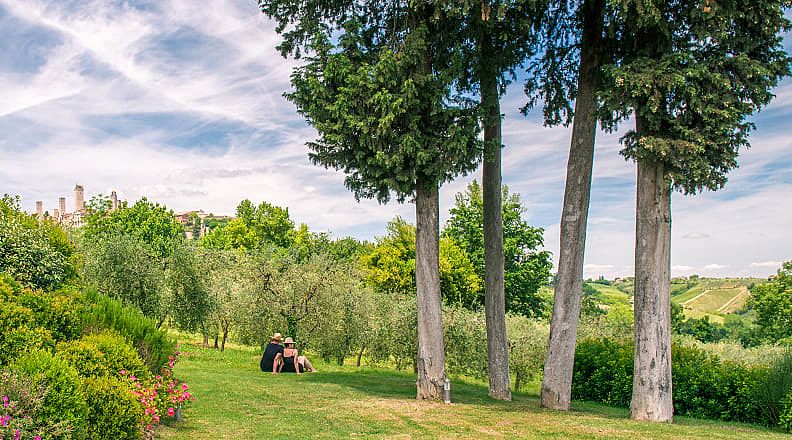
598, 0, 790, 422
523, 0, 609, 410
449, 0, 547, 402
260, 1, 481, 399
443, 180, 552, 316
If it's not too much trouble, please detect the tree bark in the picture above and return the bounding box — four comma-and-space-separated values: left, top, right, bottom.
480, 25, 511, 401
415, 178, 446, 400
630, 155, 673, 422
541, 0, 604, 411
202, 333, 209, 348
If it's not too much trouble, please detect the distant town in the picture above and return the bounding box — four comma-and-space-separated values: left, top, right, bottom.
34, 184, 232, 239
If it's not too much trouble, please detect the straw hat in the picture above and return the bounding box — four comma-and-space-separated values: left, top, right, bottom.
283, 337, 295, 345
271, 333, 283, 342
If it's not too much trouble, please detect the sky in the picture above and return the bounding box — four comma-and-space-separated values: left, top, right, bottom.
1, 0, 790, 280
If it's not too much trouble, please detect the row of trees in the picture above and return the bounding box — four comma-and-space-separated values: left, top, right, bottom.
258, 0, 791, 421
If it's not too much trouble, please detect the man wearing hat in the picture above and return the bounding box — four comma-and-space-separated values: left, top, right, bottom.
260, 332, 285, 374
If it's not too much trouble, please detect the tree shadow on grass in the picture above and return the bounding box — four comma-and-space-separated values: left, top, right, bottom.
299, 368, 549, 411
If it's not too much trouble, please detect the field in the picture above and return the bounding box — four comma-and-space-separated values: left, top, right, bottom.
157, 339, 789, 440
585, 278, 763, 324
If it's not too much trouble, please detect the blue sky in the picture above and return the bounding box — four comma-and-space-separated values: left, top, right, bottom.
1, 0, 790, 279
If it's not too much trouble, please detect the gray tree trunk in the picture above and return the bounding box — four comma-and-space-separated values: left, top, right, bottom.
480, 41, 511, 400
415, 179, 446, 400
630, 156, 673, 422
540, 0, 604, 411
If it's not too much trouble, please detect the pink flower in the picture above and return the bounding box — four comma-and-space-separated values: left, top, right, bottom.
14, 429, 20, 440
35, 436, 42, 440
2, 395, 8, 407
129, 375, 137, 382
181, 383, 189, 390
167, 407, 175, 417
119, 369, 127, 375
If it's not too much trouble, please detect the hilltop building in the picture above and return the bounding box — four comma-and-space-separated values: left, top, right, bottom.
35, 185, 121, 228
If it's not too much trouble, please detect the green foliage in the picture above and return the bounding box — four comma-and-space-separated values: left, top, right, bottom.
573, 339, 792, 427
83, 376, 144, 440
81, 232, 166, 319
57, 333, 149, 380
443, 181, 552, 316
443, 306, 488, 378
781, 391, 792, 432
0, 370, 72, 439
748, 261, 792, 344
166, 241, 212, 332
82, 197, 184, 258
282, 8, 481, 203
81, 289, 175, 373
0, 194, 76, 290
507, 316, 549, 390
201, 200, 297, 251
598, 1, 791, 194
362, 217, 481, 305
11, 349, 88, 439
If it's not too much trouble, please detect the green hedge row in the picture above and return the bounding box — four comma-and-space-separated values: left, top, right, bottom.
572, 338, 792, 430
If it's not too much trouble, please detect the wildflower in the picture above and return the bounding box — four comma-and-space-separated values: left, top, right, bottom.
2, 395, 8, 407
14, 429, 20, 440
119, 370, 127, 375
167, 407, 175, 417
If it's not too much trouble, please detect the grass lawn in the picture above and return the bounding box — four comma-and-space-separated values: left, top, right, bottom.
157, 340, 789, 439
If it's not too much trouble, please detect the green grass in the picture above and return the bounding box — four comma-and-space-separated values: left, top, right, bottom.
586, 283, 631, 305
157, 340, 789, 440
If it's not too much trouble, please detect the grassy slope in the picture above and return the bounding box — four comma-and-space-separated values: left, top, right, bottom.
158, 341, 788, 440
589, 279, 763, 323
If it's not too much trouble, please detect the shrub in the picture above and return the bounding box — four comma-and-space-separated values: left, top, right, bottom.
15, 287, 86, 342
753, 349, 792, 426
83, 376, 144, 440
81, 288, 175, 373
507, 316, 549, 390
0, 326, 55, 366
0, 370, 72, 439
572, 339, 791, 427
780, 391, 792, 432
443, 306, 488, 378
82, 332, 150, 379
11, 350, 88, 439
572, 338, 633, 407
56, 338, 108, 378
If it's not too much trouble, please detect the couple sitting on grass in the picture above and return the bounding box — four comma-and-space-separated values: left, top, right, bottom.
259, 333, 317, 375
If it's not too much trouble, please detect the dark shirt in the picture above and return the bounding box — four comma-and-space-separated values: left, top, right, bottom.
260, 342, 284, 372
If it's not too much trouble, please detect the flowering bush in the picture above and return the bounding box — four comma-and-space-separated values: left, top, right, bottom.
0, 370, 71, 440
119, 348, 194, 439
10, 350, 87, 439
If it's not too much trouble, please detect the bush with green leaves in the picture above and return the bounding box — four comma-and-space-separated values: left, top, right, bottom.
56, 332, 149, 380
780, 391, 792, 432
83, 376, 144, 440
0, 370, 72, 439
573, 339, 792, 427
81, 289, 175, 373
443, 306, 488, 378
507, 316, 549, 390
11, 350, 88, 439
0, 194, 76, 290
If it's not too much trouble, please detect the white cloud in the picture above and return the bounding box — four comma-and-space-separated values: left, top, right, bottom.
750, 261, 783, 268
704, 264, 728, 270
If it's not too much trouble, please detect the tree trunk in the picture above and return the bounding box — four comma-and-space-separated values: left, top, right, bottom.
202, 333, 209, 348
356, 349, 364, 367
221, 323, 229, 352
414, 179, 446, 400
540, 0, 604, 411
479, 25, 511, 401
630, 154, 673, 422
213, 334, 219, 349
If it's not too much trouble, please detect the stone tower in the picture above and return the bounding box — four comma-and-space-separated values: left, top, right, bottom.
36, 201, 43, 218
74, 185, 84, 212
110, 190, 118, 211
59, 197, 66, 213
53, 208, 60, 219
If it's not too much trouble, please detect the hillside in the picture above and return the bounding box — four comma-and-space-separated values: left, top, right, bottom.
583, 278, 765, 324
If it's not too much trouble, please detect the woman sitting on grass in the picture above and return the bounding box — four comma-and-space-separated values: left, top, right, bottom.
281, 337, 316, 374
